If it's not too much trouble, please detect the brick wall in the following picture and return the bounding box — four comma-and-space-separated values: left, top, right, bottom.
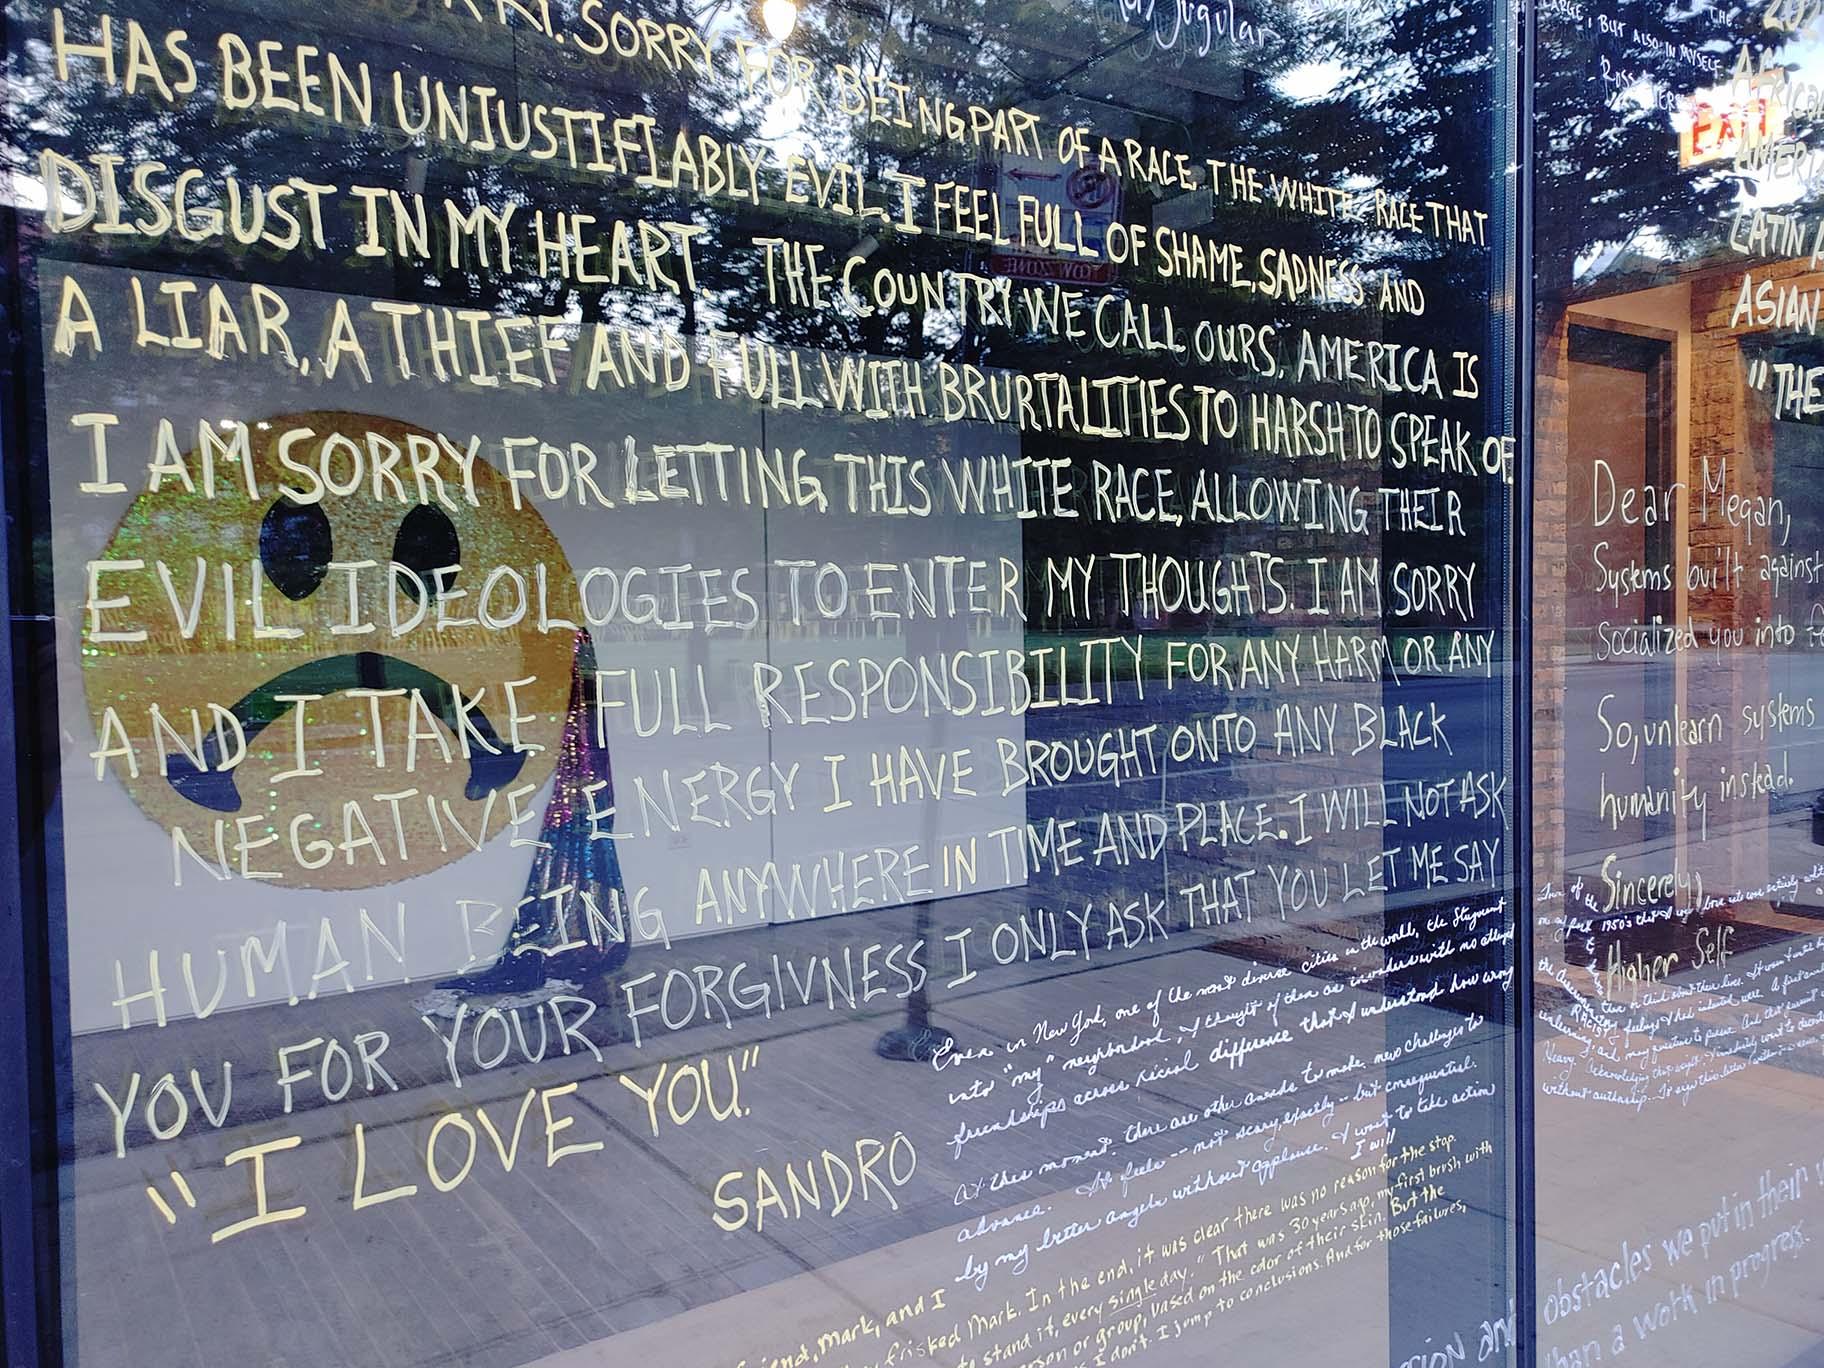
1533, 302, 1572, 898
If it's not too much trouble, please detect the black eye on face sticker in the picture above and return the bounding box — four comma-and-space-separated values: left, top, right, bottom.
258, 497, 333, 601
392, 503, 461, 602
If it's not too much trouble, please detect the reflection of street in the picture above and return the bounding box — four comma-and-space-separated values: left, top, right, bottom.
1534, 938, 1824, 1368
68, 900, 1507, 1368
1559, 651, 1824, 908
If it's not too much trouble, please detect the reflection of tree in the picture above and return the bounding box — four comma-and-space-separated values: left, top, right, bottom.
9, 0, 1582, 623
10, 0, 1770, 427
1235, 0, 1782, 336
1543, 0, 1769, 275
6, 0, 781, 327
4, 0, 1313, 343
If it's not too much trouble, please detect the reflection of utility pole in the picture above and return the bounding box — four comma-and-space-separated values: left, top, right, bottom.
875, 639, 956, 1060
877, 497, 963, 1063
877, 895, 953, 1060
393, 150, 428, 304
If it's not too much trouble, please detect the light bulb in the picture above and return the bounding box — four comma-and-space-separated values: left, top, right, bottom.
761, 0, 797, 41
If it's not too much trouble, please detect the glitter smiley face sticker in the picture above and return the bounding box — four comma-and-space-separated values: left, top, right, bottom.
82, 411, 581, 891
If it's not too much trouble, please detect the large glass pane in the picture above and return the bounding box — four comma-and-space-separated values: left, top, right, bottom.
3, 0, 1520, 1361
1534, 3, 1824, 1363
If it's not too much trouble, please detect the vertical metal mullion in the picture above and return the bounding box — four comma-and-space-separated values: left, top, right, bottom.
0, 211, 53, 1368
1513, 0, 1541, 1358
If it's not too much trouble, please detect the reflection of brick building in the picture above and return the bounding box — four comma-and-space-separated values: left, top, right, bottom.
1535, 252, 1821, 948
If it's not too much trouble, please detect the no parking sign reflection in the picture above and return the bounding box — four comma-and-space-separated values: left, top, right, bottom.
990, 152, 1125, 286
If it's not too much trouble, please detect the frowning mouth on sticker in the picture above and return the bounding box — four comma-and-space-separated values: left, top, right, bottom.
165, 651, 530, 813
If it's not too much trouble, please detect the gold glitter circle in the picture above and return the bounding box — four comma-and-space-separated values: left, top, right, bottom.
81, 411, 579, 891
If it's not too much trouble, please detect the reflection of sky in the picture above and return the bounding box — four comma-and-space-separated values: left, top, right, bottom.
1274, 57, 1347, 102
1582, 29, 1824, 279
1719, 30, 1824, 209
1746, 32, 1824, 207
